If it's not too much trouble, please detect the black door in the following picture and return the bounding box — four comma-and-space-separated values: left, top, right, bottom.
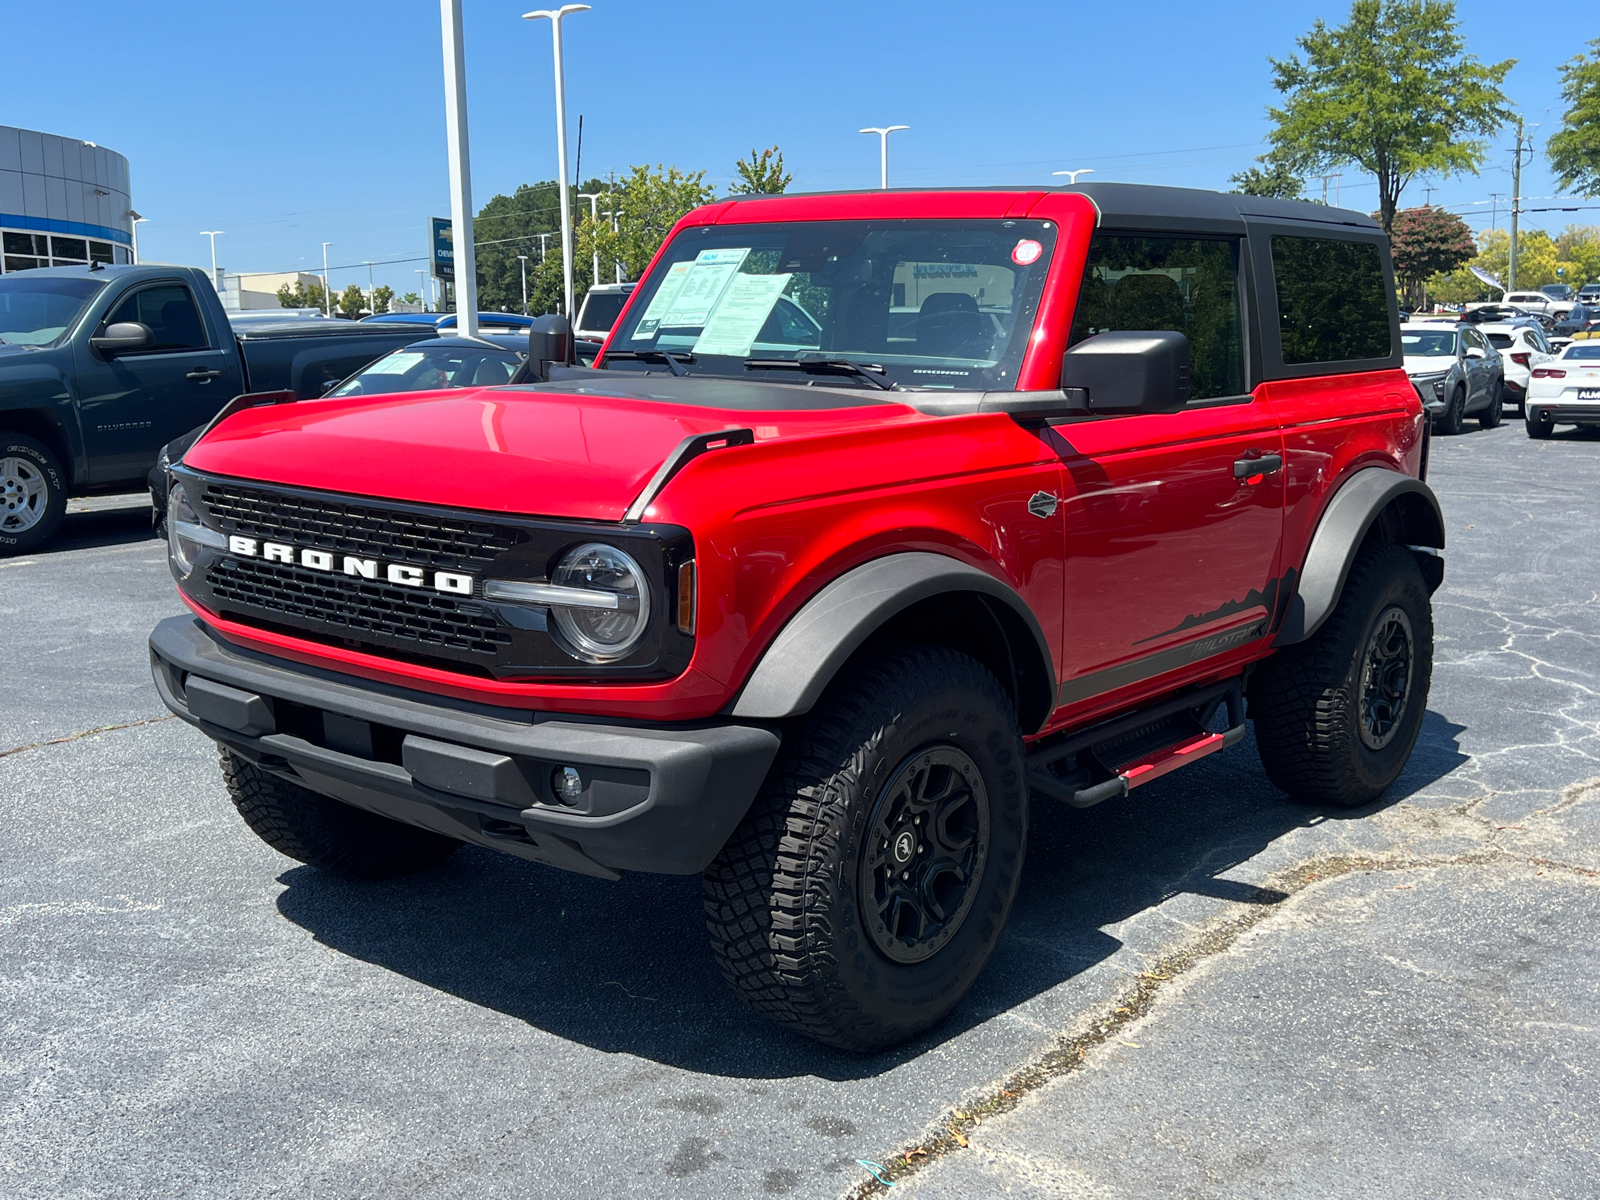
73, 281, 244, 486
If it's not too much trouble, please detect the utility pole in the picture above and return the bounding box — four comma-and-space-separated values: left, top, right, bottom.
366, 261, 375, 314
1315, 174, 1338, 205
1508, 116, 1527, 292
1489, 193, 1502, 232
440, 0, 480, 337
517, 255, 529, 314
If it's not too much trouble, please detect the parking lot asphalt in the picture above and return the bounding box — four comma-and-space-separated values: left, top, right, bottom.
3, 423, 1598, 1199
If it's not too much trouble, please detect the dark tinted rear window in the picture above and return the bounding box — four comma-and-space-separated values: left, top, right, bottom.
579, 290, 629, 332
1271, 236, 1392, 365
1486, 333, 1512, 348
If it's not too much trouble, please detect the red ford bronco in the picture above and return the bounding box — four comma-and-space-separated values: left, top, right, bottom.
151, 184, 1442, 1051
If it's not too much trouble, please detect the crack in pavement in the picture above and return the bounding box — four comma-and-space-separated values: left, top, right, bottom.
0, 715, 176, 760
842, 771, 1600, 1197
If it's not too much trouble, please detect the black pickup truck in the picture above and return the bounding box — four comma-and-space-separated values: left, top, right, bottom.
0, 264, 434, 554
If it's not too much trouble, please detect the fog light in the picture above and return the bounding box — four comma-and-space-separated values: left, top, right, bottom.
551, 766, 584, 805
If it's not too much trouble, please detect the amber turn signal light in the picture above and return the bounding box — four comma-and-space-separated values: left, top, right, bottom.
677, 560, 696, 634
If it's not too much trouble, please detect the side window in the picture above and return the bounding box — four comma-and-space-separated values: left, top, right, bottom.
104, 284, 209, 352
1270, 236, 1391, 365
1068, 234, 1244, 399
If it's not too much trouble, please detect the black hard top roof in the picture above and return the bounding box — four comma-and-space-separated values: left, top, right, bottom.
725, 181, 1380, 234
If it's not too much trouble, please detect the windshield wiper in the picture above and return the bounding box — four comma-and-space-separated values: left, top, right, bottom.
744, 356, 898, 391
605, 349, 694, 376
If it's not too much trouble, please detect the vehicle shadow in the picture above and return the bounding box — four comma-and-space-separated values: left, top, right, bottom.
274, 712, 1469, 1082
44, 498, 157, 555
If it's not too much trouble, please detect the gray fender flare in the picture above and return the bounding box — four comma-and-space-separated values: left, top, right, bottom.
729, 551, 1056, 722
1276, 467, 1445, 646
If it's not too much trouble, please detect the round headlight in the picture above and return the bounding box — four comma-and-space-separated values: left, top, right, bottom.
168, 481, 201, 577
167, 481, 225, 579
549, 542, 652, 662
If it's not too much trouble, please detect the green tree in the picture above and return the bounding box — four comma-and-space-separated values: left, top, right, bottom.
275, 280, 327, 311
1549, 39, 1600, 196
371, 284, 394, 315
730, 145, 792, 195
337, 282, 366, 318
1265, 0, 1513, 232
1556, 225, 1600, 284
1229, 162, 1305, 199
400, 291, 421, 306
581, 164, 718, 284
1388, 205, 1476, 308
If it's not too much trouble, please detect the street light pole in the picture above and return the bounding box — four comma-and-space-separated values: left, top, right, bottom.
199, 230, 223, 293
859, 125, 909, 189
518, 255, 529, 314
321, 242, 332, 316
524, 4, 591, 320
602, 208, 620, 281
366, 261, 375, 314
440, 0, 480, 337
1052, 169, 1094, 185
537, 231, 552, 262
416, 268, 428, 312
576, 191, 603, 287
129, 212, 146, 264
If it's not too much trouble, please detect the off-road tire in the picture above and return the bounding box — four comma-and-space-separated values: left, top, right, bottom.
0, 433, 67, 556
1526, 412, 1554, 439
1479, 379, 1503, 429
1250, 543, 1433, 808
1436, 386, 1465, 436
703, 643, 1028, 1052
220, 750, 461, 877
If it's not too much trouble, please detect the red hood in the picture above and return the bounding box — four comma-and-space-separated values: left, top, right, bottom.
182, 382, 919, 521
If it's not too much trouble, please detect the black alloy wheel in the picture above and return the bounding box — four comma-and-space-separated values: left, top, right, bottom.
1358, 607, 1414, 750
1437, 386, 1465, 436
1479, 378, 1503, 429
860, 746, 990, 964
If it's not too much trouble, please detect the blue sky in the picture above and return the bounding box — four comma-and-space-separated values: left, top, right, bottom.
5, 0, 1589, 295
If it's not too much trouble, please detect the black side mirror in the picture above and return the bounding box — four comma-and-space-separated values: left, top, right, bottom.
90, 321, 154, 357
1059, 331, 1190, 415
527, 314, 573, 381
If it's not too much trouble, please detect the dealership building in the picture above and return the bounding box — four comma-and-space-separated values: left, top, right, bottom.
1, 124, 134, 274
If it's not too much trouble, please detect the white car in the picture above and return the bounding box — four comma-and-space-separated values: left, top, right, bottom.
1474, 321, 1558, 414
1524, 341, 1600, 438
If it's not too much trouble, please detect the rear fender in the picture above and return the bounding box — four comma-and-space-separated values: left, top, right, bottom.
1276, 467, 1445, 646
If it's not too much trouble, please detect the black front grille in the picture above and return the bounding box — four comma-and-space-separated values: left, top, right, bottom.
177, 468, 696, 680
199, 482, 526, 572
210, 558, 512, 656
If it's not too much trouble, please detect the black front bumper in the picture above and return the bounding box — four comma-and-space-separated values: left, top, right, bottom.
150, 616, 780, 878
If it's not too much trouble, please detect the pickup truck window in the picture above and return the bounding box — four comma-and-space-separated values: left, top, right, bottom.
1067, 234, 1244, 400
1272, 236, 1392, 365
606, 219, 1056, 391
328, 342, 526, 397
0, 275, 105, 346
103, 284, 209, 353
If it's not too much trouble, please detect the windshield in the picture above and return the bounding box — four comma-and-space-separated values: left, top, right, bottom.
603, 218, 1057, 390
1402, 329, 1457, 357
0, 276, 104, 346
328, 343, 525, 397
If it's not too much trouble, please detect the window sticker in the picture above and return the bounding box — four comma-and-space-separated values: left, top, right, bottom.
692, 273, 793, 357
660, 247, 750, 328
633, 261, 692, 338
1012, 239, 1043, 266
366, 351, 428, 375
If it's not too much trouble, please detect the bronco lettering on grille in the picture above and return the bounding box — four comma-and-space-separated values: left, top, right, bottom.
225, 535, 474, 596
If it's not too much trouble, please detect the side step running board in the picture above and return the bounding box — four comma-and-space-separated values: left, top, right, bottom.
1026, 679, 1247, 810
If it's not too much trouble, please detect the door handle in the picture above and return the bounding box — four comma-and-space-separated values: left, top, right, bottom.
187, 368, 222, 382
1233, 453, 1283, 480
